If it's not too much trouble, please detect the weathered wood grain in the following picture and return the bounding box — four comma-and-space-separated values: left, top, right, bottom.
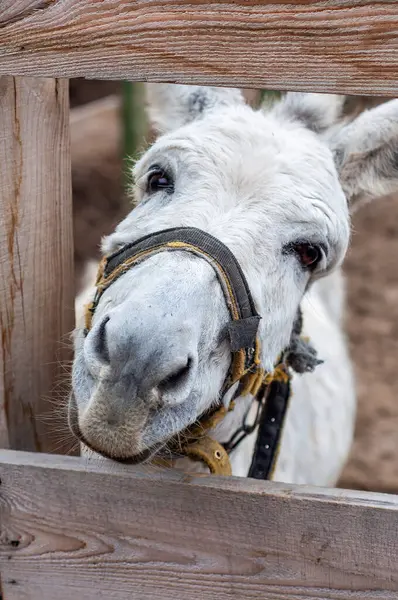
1, 450, 398, 599
0, 1, 398, 95
0, 78, 74, 453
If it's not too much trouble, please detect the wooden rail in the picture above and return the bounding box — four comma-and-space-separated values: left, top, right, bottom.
0, 77, 74, 453
0, 1, 397, 96
0, 450, 398, 599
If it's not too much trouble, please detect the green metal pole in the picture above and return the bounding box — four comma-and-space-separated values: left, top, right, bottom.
121, 81, 147, 192
259, 89, 281, 109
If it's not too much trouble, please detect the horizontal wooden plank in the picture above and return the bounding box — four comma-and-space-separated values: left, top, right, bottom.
0, 1, 397, 95
1, 450, 398, 599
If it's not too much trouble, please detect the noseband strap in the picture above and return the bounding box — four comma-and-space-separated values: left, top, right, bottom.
85, 227, 263, 396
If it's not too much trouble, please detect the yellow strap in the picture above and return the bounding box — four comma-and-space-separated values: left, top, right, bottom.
151, 436, 232, 476
264, 365, 290, 385
181, 403, 232, 443
181, 436, 232, 476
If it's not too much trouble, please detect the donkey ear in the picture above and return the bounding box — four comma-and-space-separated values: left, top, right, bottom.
145, 83, 244, 134
271, 92, 346, 133
328, 99, 398, 208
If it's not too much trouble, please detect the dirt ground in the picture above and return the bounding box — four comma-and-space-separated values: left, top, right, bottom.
70, 80, 398, 494
339, 196, 398, 493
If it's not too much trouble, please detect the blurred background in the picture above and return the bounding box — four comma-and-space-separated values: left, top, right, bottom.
70, 80, 398, 494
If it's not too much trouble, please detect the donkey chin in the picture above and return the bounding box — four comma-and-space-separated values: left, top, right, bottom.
68, 389, 157, 463
68, 383, 201, 464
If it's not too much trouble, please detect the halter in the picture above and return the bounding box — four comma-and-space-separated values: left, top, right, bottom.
83, 227, 318, 479
86, 227, 265, 398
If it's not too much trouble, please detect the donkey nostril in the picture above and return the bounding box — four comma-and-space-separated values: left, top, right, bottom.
158, 357, 193, 393
106, 414, 122, 427
95, 315, 110, 363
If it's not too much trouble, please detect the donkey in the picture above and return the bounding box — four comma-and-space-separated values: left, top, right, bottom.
71, 87, 398, 487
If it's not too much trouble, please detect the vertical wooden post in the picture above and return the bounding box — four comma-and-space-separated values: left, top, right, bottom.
0, 77, 74, 452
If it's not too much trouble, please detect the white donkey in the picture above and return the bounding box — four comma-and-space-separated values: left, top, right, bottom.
71, 87, 398, 487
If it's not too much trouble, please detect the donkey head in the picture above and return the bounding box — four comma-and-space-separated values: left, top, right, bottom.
70, 86, 398, 462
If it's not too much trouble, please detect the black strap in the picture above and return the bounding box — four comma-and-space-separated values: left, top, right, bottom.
104, 227, 259, 324
86, 227, 264, 396
247, 377, 291, 479
90, 227, 262, 366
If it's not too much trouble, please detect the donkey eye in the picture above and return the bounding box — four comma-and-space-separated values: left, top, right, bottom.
292, 243, 322, 269
147, 168, 173, 194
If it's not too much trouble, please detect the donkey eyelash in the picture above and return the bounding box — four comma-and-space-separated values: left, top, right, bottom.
146, 164, 173, 179
134, 173, 150, 194
133, 166, 171, 196
134, 164, 167, 189
146, 165, 174, 195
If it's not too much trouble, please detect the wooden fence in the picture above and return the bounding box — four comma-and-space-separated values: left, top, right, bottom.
0, 1, 398, 598
1, 450, 398, 599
